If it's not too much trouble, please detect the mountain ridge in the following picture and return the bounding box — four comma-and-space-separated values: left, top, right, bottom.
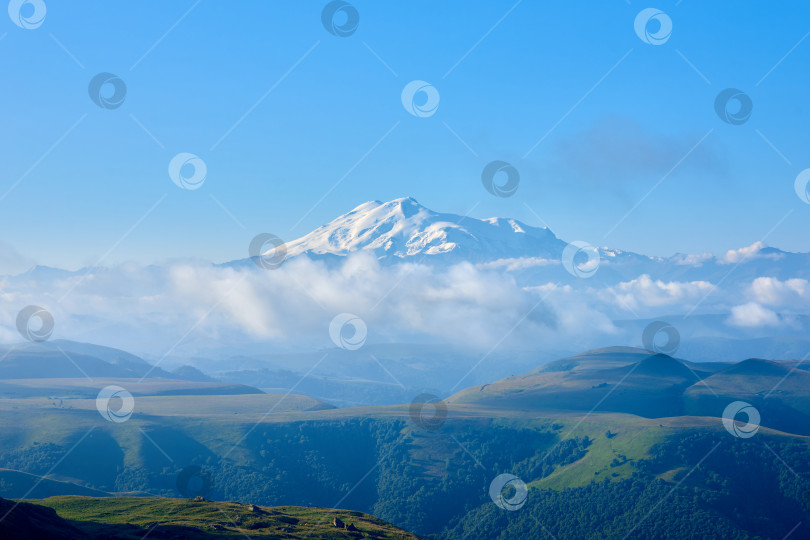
281, 197, 565, 263
6, 198, 810, 286
236, 197, 810, 289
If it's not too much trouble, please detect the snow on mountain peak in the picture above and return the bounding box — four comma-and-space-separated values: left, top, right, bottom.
283, 197, 562, 262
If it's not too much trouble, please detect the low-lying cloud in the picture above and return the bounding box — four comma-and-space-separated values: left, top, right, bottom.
0, 255, 806, 361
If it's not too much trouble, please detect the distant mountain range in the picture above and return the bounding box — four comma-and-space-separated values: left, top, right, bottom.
11, 197, 810, 287
449, 346, 810, 436
230, 197, 810, 287
4, 198, 810, 382
0, 340, 206, 383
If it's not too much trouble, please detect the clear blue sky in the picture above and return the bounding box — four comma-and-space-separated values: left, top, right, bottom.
1, 0, 809, 269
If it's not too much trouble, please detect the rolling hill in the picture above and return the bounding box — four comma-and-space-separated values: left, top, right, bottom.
0, 340, 215, 382
1, 346, 810, 538
1, 496, 420, 539
447, 346, 810, 433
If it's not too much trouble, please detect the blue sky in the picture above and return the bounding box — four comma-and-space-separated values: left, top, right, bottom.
1, 0, 809, 270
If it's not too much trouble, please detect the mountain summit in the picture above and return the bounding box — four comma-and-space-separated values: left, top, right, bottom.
283, 197, 564, 262
258, 197, 810, 288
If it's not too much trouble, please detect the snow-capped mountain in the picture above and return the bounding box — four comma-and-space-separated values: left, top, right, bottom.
282, 197, 566, 262
257, 197, 810, 288
261, 197, 662, 285
5, 197, 810, 363
10, 197, 810, 290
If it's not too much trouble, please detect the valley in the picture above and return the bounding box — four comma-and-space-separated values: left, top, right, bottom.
0, 344, 808, 538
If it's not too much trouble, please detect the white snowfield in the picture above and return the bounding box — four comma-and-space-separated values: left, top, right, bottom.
283, 197, 566, 262
269, 198, 807, 289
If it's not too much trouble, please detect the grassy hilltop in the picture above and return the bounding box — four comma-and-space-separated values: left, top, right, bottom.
1, 495, 420, 539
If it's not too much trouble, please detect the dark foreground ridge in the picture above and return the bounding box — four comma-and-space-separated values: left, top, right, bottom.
0, 495, 421, 539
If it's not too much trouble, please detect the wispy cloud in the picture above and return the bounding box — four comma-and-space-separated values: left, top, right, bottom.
2, 255, 808, 360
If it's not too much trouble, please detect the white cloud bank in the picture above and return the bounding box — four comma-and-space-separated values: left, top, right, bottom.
0, 255, 805, 359
603, 274, 714, 310
0, 255, 572, 356
749, 277, 810, 307
721, 241, 784, 264
728, 302, 781, 327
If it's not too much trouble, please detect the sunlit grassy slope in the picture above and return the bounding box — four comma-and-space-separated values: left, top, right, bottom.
12, 495, 421, 538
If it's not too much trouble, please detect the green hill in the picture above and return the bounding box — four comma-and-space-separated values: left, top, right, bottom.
0, 340, 241, 388
3, 496, 420, 539
447, 347, 810, 429
683, 357, 810, 436
1, 347, 810, 538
